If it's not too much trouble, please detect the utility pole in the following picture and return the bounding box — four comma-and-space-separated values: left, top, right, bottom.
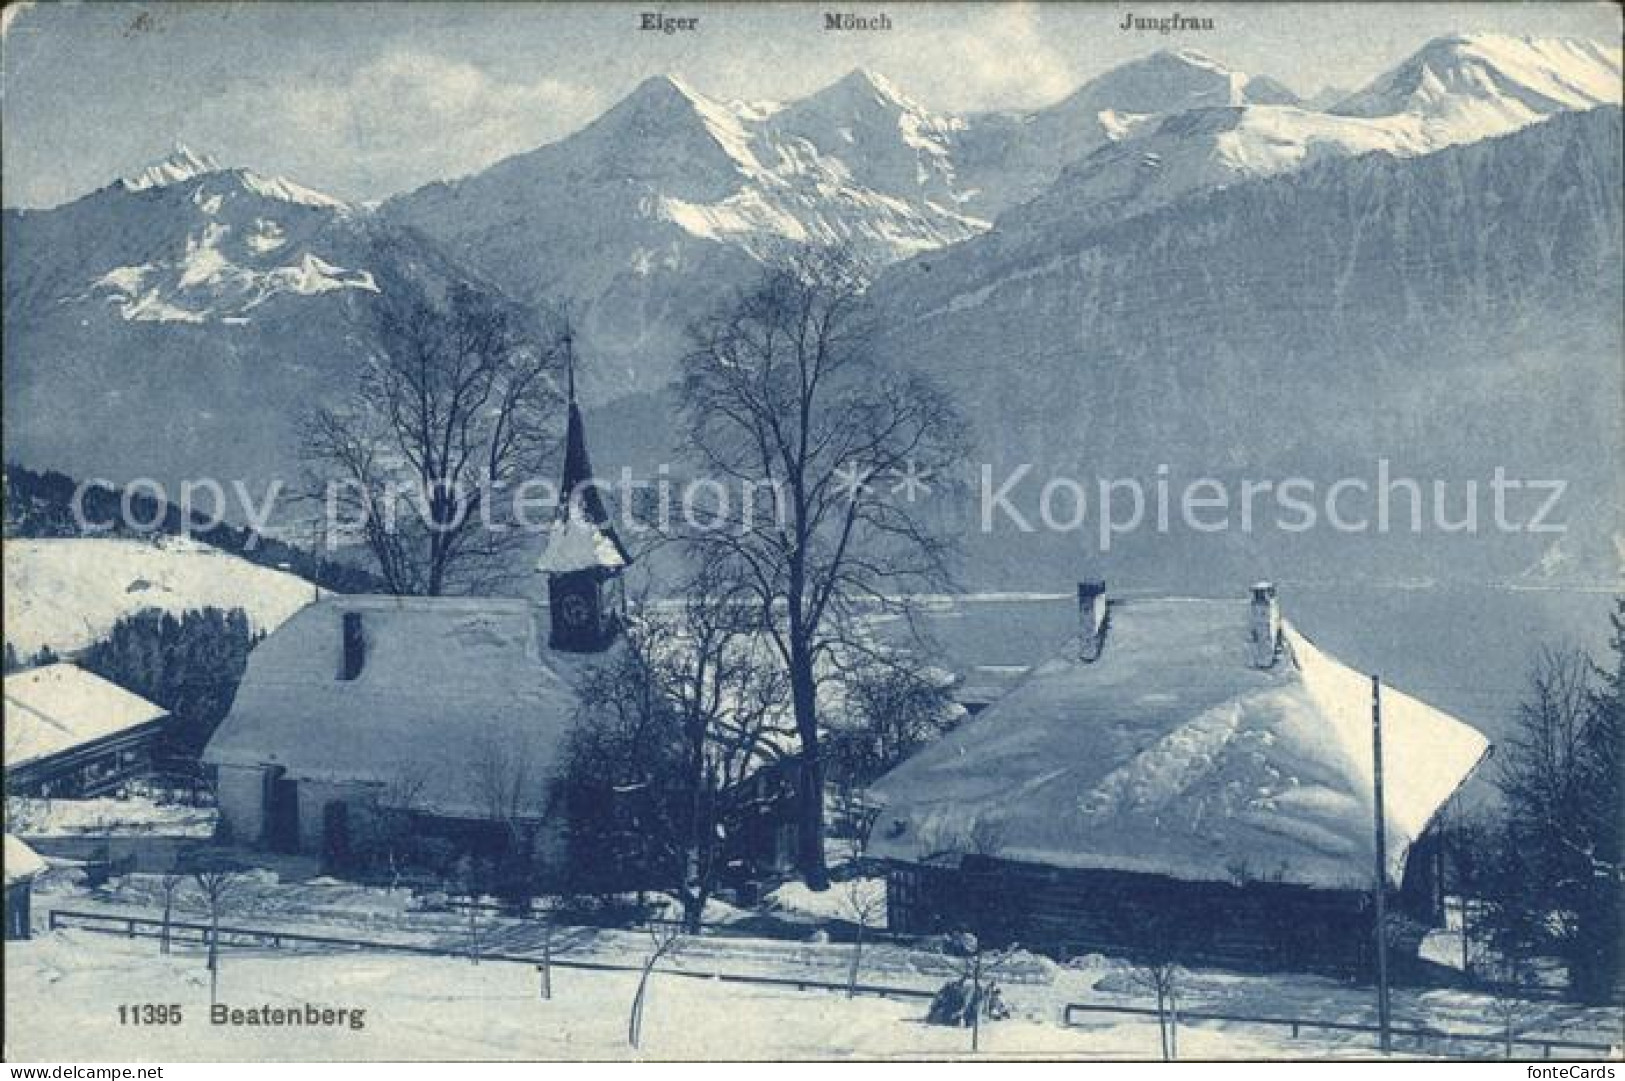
1371, 674, 1392, 1054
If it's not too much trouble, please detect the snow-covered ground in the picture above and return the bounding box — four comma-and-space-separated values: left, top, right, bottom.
9, 796, 216, 838
767, 876, 887, 923
0, 930, 1332, 1061
3, 536, 315, 656
9, 873, 1620, 1061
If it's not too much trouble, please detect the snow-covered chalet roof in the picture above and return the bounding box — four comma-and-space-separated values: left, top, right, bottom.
5, 834, 49, 885
203, 595, 619, 818
868, 597, 1489, 891
4, 663, 169, 767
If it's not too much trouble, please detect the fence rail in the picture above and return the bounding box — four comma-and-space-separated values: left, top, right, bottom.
1062, 1002, 1619, 1059
46, 908, 935, 1002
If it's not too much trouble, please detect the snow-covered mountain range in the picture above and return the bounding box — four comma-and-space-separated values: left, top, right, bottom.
3, 33, 1620, 583
872, 104, 1623, 586
2, 147, 478, 489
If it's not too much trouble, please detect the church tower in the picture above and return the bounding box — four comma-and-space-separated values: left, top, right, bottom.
537, 337, 631, 653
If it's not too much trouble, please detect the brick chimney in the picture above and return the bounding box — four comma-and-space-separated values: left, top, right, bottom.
1249, 582, 1281, 669
1078, 579, 1108, 662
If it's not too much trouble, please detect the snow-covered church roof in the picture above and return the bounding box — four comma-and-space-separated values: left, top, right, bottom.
867, 596, 1489, 891
535, 373, 631, 576
536, 504, 628, 574
203, 595, 617, 818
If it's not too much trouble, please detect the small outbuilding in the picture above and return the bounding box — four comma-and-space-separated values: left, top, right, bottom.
5, 834, 49, 939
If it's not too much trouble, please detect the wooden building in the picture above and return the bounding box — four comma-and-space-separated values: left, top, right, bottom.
868, 582, 1489, 975
4, 663, 170, 798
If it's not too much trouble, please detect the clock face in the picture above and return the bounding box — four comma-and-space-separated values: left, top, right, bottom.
559, 593, 592, 628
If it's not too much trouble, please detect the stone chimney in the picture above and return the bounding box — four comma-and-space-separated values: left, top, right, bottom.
1078, 579, 1108, 662
340, 611, 366, 681
1249, 582, 1281, 669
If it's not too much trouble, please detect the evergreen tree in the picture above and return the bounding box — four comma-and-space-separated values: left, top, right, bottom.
1486, 611, 1624, 1003
1572, 597, 1624, 1000
81, 607, 258, 760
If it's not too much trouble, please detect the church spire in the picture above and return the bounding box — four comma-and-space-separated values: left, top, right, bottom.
565, 329, 577, 405
539, 334, 631, 653
538, 335, 631, 580
555, 334, 625, 562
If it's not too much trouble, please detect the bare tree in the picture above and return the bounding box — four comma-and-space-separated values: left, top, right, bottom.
627, 922, 684, 1050
185, 856, 246, 1005
468, 735, 550, 910
156, 871, 185, 955
565, 580, 793, 931
1130, 958, 1184, 1060
648, 573, 794, 931
840, 876, 885, 998
676, 245, 967, 889
302, 276, 563, 595
825, 658, 961, 794
355, 771, 430, 890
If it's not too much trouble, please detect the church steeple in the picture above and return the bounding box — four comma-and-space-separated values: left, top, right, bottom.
538, 333, 630, 653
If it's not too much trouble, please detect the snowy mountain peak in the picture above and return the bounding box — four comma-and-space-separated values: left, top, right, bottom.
232, 171, 350, 211
1161, 47, 1226, 72
620, 72, 714, 112
1049, 47, 1290, 120
1333, 33, 1622, 122
818, 67, 917, 110
119, 142, 222, 192
113, 143, 348, 211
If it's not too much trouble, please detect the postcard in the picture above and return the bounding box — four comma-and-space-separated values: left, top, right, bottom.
3, 0, 1621, 1065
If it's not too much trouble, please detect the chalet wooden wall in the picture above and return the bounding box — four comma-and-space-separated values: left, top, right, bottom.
887, 855, 1434, 976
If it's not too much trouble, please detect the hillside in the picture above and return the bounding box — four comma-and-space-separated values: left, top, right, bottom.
3, 536, 315, 657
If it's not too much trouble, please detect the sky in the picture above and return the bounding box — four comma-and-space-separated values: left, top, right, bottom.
2, 1, 1620, 208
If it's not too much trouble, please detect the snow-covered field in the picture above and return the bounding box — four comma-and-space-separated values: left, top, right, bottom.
8, 872, 1620, 1061
3, 536, 314, 656
0, 929, 1317, 1061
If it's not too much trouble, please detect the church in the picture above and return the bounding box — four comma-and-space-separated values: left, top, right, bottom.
202, 361, 632, 866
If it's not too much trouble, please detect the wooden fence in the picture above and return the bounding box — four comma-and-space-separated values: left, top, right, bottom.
45, 908, 1616, 1059
46, 908, 935, 1001
1062, 1001, 1619, 1060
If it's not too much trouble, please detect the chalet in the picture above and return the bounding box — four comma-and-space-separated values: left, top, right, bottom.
202, 354, 632, 867
4, 663, 170, 798
5, 835, 49, 940
867, 582, 1491, 975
